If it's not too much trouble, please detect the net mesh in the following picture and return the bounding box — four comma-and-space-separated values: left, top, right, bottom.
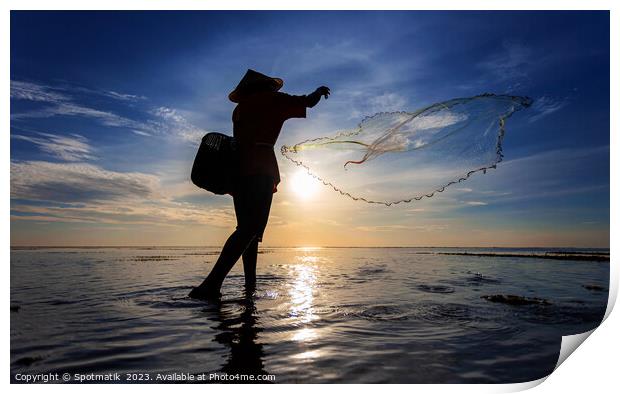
281, 93, 533, 206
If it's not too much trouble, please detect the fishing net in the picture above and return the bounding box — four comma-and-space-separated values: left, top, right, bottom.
281, 94, 532, 206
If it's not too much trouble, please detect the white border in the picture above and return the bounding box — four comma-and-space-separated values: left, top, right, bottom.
1, 0, 616, 11
3, 1, 617, 392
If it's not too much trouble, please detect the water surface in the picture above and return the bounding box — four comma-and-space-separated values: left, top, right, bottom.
11, 247, 609, 383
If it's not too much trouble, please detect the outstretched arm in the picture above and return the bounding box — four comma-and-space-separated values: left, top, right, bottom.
305, 86, 331, 108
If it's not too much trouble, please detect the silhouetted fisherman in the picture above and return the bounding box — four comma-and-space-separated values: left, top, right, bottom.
189, 69, 329, 299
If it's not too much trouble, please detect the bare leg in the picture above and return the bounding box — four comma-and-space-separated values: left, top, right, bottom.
189, 175, 272, 300
243, 238, 259, 289
189, 230, 256, 299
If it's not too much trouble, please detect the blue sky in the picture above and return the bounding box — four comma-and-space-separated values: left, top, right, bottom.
10, 11, 609, 247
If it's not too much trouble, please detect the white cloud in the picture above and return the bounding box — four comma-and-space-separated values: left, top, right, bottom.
273, 40, 374, 78
368, 92, 408, 113
10, 160, 235, 227
528, 96, 568, 123
463, 201, 488, 206
10, 201, 234, 227
103, 90, 146, 102
11, 80, 213, 143
478, 41, 532, 82
10, 80, 68, 102
354, 223, 448, 232
11, 161, 161, 203
11, 80, 145, 104
9, 80, 235, 228
12, 132, 94, 161
152, 106, 208, 143
131, 129, 152, 137
355, 224, 411, 232
11, 79, 152, 133
457, 146, 609, 205
11, 99, 149, 131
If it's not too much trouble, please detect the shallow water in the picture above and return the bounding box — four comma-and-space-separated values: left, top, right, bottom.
11, 247, 608, 383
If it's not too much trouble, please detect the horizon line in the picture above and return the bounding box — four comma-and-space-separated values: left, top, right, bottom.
9, 245, 611, 249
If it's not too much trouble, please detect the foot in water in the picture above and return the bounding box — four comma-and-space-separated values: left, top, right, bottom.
188, 285, 221, 300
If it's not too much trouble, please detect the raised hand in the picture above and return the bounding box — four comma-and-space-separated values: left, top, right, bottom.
316, 86, 331, 99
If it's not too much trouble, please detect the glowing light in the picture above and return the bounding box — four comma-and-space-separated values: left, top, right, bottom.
290, 170, 319, 199
289, 259, 318, 323
292, 350, 322, 359
292, 327, 318, 342
295, 246, 323, 252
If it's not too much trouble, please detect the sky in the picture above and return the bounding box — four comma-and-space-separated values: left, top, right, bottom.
10, 11, 610, 247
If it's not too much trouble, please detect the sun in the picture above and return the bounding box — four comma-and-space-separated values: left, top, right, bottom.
290, 170, 319, 199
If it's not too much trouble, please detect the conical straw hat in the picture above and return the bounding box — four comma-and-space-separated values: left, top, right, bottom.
228, 69, 284, 103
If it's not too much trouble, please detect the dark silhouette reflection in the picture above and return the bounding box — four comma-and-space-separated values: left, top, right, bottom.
210, 287, 270, 382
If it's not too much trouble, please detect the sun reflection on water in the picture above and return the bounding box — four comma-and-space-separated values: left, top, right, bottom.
292, 327, 318, 342
291, 350, 322, 360
294, 246, 323, 252
289, 256, 319, 344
